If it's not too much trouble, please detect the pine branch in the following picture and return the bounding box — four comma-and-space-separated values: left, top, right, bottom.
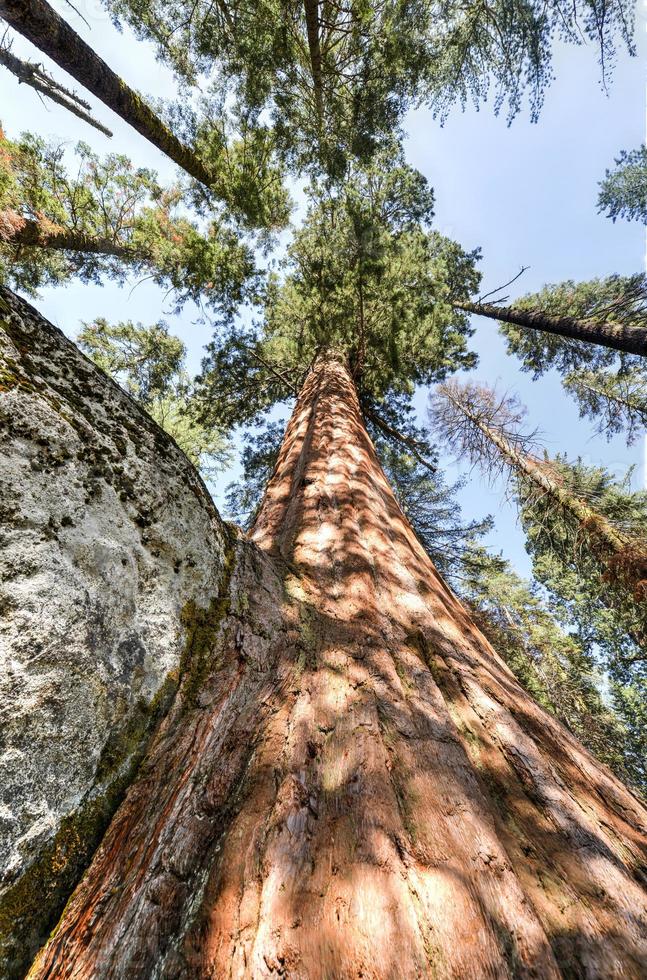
364, 405, 437, 473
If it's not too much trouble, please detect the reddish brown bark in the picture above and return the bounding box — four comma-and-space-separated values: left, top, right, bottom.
29, 356, 647, 978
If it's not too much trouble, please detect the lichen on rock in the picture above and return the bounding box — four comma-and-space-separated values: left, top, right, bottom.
0, 287, 232, 976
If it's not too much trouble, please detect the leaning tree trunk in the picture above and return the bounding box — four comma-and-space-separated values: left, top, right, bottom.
1, 215, 135, 256
16, 340, 647, 976
0, 0, 214, 187
454, 299, 647, 357
440, 382, 647, 617
564, 371, 647, 427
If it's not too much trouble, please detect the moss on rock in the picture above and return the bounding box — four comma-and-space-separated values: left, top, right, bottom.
179, 529, 238, 707
0, 670, 179, 978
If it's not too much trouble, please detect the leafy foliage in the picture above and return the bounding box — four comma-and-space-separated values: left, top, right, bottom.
196, 144, 480, 432
159, 99, 292, 230
0, 127, 258, 321
563, 366, 647, 444
430, 381, 647, 683
104, 0, 635, 176
598, 145, 647, 223
78, 318, 231, 477
518, 456, 647, 682
499, 274, 647, 444
106, 0, 419, 173
459, 545, 645, 794
412, 0, 634, 127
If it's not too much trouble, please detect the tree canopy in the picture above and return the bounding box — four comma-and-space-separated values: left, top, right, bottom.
0, 126, 261, 321
195, 143, 480, 435
598, 145, 647, 223
103, 0, 636, 174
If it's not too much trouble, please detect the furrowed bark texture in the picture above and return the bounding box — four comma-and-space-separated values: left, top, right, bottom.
0, 287, 232, 977
27, 355, 647, 978
0, 0, 213, 186
455, 299, 647, 357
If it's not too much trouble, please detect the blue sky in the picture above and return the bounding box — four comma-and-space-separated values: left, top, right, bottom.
1, 2, 645, 577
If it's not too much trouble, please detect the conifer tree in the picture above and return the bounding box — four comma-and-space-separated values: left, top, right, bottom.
101, 0, 636, 172
0, 0, 215, 181
225, 410, 645, 793
562, 366, 647, 444
598, 145, 647, 223
453, 284, 647, 356
0, 127, 258, 317
0, 0, 291, 227
2, 1, 647, 973
226, 413, 491, 575
493, 274, 647, 442
431, 380, 647, 673
517, 457, 647, 671
195, 143, 479, 434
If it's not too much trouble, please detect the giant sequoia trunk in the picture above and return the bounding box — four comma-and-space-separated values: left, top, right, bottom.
1, 297, 646, 976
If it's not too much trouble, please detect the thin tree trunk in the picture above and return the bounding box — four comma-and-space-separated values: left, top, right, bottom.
0, 43, 112, 136
0, 0, 214, 187
455, 298, 647, 357
2, 215, 136, 256
441, 384, 647, 628
27, 353, 647, 977
303, 0, 324, 120
443, 384, 630, 555
566, 373, 647, 420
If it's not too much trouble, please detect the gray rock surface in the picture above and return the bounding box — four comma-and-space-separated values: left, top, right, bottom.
0, 286, 230, 969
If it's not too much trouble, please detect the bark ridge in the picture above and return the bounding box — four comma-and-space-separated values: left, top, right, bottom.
24, 352, 647, 978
